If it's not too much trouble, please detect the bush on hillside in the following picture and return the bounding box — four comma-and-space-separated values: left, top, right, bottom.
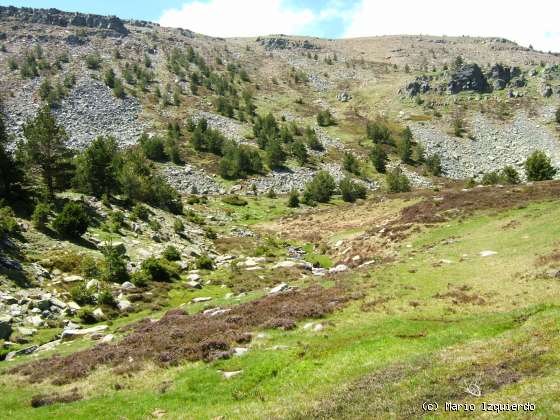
52, 202, 89, 238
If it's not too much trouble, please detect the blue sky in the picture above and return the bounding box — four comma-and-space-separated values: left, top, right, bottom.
1, 0, 560, 52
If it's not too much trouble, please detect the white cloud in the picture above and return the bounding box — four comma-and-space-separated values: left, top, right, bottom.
159, 0, 316, 37
343, 0, 560, 52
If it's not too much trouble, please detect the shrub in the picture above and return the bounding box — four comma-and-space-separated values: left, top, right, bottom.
369, 144, 387, 173
141, 257, 173, 282
85, 54, 101, 70
266, 188, 277, 199
343, 152, 360, 174
32, 202, 53, 230
104, 68, 115, 88
52, 202, 89, 238
525, 150, 557, 181
113, 79, 125, 98
130, 270, 150, 287
481, 171, 501, 185
140, 134, 166, 161
97, 288, 116, 307
132, 203, 150, 221
77, 308, 97, 324
222, 195, 248, 206
425, 154, 443, 176
163, 245, 181, 261
100, 245, 129, 284
149, 219, 161, 231
366, 121, 391, 144
173, 218, 185, 233
386, 167, 411, 193
287, 189, 300, 208
317, 110, 335, 127
0, 206, 19, 238
70, 283, 95, 306
303, 171, 336, 204
195, 254, 214, 270
339, 177, 367, 203
205, 227, 217, 239
501, 166, 520, 185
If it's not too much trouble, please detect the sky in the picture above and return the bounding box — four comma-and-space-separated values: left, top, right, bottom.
2, 0, 560, 52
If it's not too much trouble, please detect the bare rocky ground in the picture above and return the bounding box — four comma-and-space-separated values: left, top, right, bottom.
411, 108, 560, 180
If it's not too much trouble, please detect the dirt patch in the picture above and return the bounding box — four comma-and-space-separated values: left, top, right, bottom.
398, 181, 560, 225
10, 285, 354, 385
535, 248, 560, 267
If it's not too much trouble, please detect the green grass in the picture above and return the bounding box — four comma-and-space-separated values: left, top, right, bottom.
3, 200, 560, 418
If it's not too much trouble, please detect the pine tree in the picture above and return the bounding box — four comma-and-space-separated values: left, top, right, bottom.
23, 106, 70, 199
398, 127, 413, 163
370, 144, 387, 173
73, 136, 122, 197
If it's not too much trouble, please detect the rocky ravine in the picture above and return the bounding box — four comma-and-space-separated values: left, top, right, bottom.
411, 109, 560, 180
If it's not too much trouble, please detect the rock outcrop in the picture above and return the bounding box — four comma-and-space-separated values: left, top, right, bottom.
0, 6, 128, 35
448, 64, 489, 94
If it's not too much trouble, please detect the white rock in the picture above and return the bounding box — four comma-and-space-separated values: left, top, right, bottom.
223, 370, 243, 379
26, 315, 43, 327
479, 250, 498, 257
86, 279, 99, 290
63, 275, 84, 283
120, 281, 136, 290
269, 283, 289, 294
101, 334, 114, 343
61, 325, 108, 341
273, 260, 298, 269
233, 347, 248, 356
313, 323, 324, 332
329, 264, 348, 274
192, 297, 212, 303
187, 273, 201, 282
93, 307, 106, 321
117, 300, 132, 311
303, 322, 314, 330
67, 301, 81, 311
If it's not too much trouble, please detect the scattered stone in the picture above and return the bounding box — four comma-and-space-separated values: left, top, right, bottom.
61, 325, 108, 341
223, 370, 243, 379
63, 275, 84, 283
192, 297, 212, 303
5, 345, 38, 361
117, 300, 132, 311
479, 250, 498, 257
269, 283, 289, 294
93, 307, 106, 321
120, 281, 136, 290
329, 264, 348, 274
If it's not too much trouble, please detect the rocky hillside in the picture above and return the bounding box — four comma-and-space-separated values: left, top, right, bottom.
1, 6, 559, 190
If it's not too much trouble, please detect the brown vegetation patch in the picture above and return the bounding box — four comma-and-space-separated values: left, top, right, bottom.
433, 290, 486, 305
535, 248, 560, 267
10, 285, 353, 385
30, 390, 82, 408
398, 181, 560, 225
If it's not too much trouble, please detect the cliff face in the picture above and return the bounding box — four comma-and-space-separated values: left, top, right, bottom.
0, 6, 129, 35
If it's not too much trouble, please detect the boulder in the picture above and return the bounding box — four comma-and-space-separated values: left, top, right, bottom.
269, 283, 289, 294
5, 345, 38, 361
116, 300, 132, 311
61, 325, 108, 341
329, 264, 348, 273
541, 85, 553, 97
93, 307, 106, 321
0, 316, 13, 340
